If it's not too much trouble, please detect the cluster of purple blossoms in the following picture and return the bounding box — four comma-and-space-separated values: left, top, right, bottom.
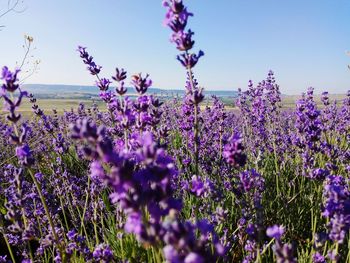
223, 132, 247, 168
163, 0, 205, 177
1, 67, 34, 166
322, 175, 350, 244
162, 217, 224, 262
70, 117, 222, 261
294, 88, 322, 151
266, 225, 296, 263
197, 96, 229, 175
1, 1, 350, 262
312, 252, 326, 263
64, 230, 91, 261
233, 169, 265, 263
131, 73, 152, 95
77, 46, 165, 152
163, 0, 204, 69
236, 71, 283, 159
92, 244, 113, 262
337, 90, 350, 134
112, 67, 127, 95
77, 46, 101, 76
184, 174, 213, 198
293, 87, 324, 178
1, 66, 20, 92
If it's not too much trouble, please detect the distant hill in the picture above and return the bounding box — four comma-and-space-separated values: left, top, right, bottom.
23, 84, 238, 99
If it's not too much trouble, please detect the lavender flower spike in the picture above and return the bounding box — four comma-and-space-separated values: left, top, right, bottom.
266, 225, 285, 240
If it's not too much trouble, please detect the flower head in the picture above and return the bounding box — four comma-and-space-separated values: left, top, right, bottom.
223, 132, 247, 168
266, 225, 285, 240
131, 73, 152, 95
1, 66, 20, 92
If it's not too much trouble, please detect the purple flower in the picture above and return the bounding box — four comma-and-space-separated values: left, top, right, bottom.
162, 218, 223, 263
1, 66, 20, 92
96, 78, 111, 91
184, 253, 204, 263
321, 91, 329, 106
164, 0, 204, 69
67, 230, 77, 241
87, 62, 102, 75
190, 175, 205, 197
266, 225, 285, 240
176, 50, 204, 69
15, 144, 34, 166
131, 73, 152, 95
172, 29, 195, 51
112, 67, 127, 82
92, 244, 114, 262
273, 242, 296, 263
77, 46, 102, 75
189, 88, 204, 105
322, 175, 350, 244
311, 168, 329, 180
312, 252, 326, 263
90, 160, 106, 182
163, 0, 193, 32
163, 245, 180, 263
223, 132, 247, 168
124, 212, 143, 236
116, 81, 127, 96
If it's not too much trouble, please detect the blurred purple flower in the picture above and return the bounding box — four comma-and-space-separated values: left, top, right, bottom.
266, 225, 285, 240
223, 132, 247, 168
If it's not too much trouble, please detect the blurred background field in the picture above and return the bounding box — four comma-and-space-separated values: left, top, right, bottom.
0, 92, 347, 117
280, 93, 347, 108
0, 84, 336, 115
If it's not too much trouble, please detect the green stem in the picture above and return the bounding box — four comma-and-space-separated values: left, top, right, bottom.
194, 102, 199, 175
59, 196, 69, 231
93, 199, 99, 245
2, 231, 16, 263
186, 63, 200, 176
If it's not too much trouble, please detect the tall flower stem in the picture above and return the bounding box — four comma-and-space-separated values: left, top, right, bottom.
0, 221, 16, 263
93, 198, 100, 245
119, 94, 129, 150
79, 175, 92, 246
193, 101, 199, 175
186, 63, 200, 175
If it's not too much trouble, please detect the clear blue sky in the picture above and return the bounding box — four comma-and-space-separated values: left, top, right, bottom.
0, 0, 350, 94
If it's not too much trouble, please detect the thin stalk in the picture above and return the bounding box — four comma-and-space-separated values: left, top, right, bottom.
59, 196, 69, 231
333, 243, 339, 263
100, 210, 105, 241
186, 62, 200, 175
119, 95, 129, 150
80, 176, 91, 231
218, 130, 223, 163
258, 238, 275, 258
193, 102, 199, 175
93, 199, 99, 245
346, 237, 350, 262
2, 231, 16, 263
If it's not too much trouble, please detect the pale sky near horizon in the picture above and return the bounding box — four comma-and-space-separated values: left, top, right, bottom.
0, 0, 350, 95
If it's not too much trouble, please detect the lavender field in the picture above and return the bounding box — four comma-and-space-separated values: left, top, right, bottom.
1, 1, 350, 262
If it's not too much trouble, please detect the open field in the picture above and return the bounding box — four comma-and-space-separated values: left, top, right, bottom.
1, 93, 346, 115
1, 0, 350, 262
2, 80, 349, 262
18, 99, 105, 112
281, 94, 348, 108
